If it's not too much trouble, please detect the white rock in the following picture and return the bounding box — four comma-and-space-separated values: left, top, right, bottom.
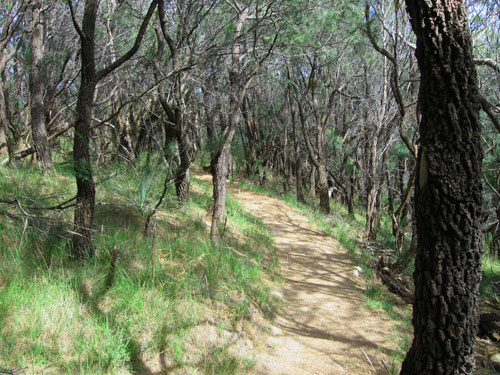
271, 290, 284, 299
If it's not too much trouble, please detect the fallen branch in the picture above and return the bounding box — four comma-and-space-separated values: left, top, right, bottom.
376, 256, 414, 304
0, 368, 27, 375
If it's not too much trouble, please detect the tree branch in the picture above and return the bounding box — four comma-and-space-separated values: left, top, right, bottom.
67, 0, 85, 41
480, 94, 500, 134
474, 58, 500, 73
95, 0, 158, 82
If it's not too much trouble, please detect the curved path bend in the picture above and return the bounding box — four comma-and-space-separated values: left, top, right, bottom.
230, 184, 397, 375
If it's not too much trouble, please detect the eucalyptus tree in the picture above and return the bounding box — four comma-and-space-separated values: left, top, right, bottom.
67, 0, 158, 259
152, 0, 217, 203
29, 0, 53, 170
0, 0, 27, 165
364, 0, 419, 245
209, 0, 280, 242
467, 0, 500, 257
401, 0, 483, 373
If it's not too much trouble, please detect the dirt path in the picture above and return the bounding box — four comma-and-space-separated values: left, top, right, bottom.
227, 184, 397, 375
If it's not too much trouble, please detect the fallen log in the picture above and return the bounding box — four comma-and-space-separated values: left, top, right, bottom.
478, 312, 500, 342
376, 256, 414, 304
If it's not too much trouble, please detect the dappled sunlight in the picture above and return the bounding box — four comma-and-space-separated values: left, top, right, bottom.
196, 172, 397, 375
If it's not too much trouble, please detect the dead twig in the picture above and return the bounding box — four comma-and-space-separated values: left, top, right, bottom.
360, 348, 376, 374
0, 368, 27, 375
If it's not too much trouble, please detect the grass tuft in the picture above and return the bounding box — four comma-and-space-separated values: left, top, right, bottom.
0, 162, 278, 374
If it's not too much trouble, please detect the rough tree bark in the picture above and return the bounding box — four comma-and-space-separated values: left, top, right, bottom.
29, 1, 53, 171
400, 0, 483, 374
71, 0, 99, 259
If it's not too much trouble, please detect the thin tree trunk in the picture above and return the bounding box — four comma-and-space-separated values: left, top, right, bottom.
309, 163, 316, 200
175, 131, 191, 203
0, 78, 14, 165
72, 0, 98, 259
210, 7, 250, 242
292, 109, 305, 202
317, 164, 330, 214
210, 126, 237, 242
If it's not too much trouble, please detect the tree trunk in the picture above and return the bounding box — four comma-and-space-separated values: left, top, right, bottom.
0, 78, 14, 165
209, 6, 252, 242
30, 1, 53, 171
293, 116, 305, 202
210, 127, 236, 242
0, 71, 16, 165
401, 0, 483, 373
317, 164, 330, 214
309, 163, 316, 200
347, 172, 355, 217
70, 0, 157, 258
175, 130, 191, 203
72, 0, 99, 259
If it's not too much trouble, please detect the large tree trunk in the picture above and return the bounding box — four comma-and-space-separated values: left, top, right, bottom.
30, 1, 53, 171
401, 0, 483, 374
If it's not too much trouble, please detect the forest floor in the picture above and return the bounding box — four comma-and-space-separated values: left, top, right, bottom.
197, 172, 398, 375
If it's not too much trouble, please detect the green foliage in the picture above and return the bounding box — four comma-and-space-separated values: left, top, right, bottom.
480, 256, 500, 304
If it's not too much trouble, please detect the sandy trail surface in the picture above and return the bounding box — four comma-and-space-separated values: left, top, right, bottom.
196, 173, 397, 374
229, 183, 396, 375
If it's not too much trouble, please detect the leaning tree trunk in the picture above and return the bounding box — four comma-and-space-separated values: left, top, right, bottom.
400, 0, 483, 374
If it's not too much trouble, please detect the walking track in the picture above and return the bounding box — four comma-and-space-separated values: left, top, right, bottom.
229, 182, 397, 375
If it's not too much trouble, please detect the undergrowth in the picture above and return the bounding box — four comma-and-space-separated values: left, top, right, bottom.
0, 159, 278, 374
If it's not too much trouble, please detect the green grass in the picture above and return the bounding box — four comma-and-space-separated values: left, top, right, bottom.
0, 161, 278, 374
480, 255, 500, 307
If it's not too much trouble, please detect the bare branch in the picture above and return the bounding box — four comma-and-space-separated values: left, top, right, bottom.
474, 58, 500, 73
67, 0, 85, 41
96, 0, 158, 82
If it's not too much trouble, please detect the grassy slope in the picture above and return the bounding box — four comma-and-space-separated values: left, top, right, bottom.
0, 160, 279, 375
